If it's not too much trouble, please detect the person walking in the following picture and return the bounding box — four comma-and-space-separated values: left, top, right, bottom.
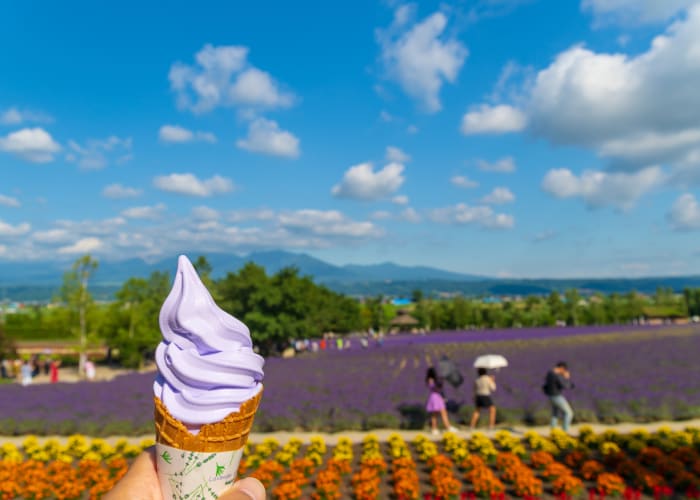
543, 361, 575, 432
425, 367, 458, 435
437, 354, 464, 395
85, 359, 96, 381
50, 359, 60, 383
20, 360, 33, 386
470, 368, 497, 429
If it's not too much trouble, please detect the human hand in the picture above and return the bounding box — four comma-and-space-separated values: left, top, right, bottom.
104, 447, 265, 500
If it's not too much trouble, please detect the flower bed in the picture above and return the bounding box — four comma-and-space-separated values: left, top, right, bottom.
2, 426, 700, 498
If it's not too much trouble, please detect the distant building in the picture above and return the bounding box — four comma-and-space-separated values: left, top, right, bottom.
482, 296, 502, 304
389, 309, 419, 332
641, 306, 688, 325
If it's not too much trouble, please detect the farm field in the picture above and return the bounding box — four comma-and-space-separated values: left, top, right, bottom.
3, 427, 700, 499
1, 325, 699, 436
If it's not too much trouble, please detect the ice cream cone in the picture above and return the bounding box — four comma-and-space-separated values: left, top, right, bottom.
154, 387, 263, 453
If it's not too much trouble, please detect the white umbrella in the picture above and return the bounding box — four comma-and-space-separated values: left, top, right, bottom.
474, 354, 508, 369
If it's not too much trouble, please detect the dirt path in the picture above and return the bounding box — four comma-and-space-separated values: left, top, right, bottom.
2, 418, 699, 447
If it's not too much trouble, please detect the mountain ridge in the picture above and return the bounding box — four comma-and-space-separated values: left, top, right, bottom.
1, 250, 699, 301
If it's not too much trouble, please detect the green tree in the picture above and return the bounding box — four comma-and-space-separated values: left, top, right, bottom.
564, 289, 582, 326
0, 321, 16, 360
216, 264, 359, 354
193, 256, 215, 292
100, 271, 170, 368
60, 255, 98, 375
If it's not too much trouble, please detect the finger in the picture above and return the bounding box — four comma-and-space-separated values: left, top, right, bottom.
219, 477, 266, 500
104, 447, 161, 500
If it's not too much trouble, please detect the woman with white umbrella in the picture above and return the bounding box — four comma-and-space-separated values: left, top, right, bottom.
469, 355, 507, 429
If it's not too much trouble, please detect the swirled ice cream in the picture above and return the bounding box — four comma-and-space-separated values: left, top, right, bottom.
153, 255, 264, 431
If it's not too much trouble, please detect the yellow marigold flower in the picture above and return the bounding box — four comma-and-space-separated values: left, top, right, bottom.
83, 451, 102, 462
139, 438, 156, 450
600, 442, 620, 455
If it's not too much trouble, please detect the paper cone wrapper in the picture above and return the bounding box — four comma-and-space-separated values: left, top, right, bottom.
154, 387, 262, 499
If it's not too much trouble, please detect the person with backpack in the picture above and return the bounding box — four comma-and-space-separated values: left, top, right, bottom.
437, 355, 464, 388
543, 361, 575, 432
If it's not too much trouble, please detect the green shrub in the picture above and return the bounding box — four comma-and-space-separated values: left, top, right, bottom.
574, 408, 598, 423
363, 412, 401, 430
626, 439, 647, 455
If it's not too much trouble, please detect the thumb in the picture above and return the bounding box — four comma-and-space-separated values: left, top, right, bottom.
219, 477, 266, 500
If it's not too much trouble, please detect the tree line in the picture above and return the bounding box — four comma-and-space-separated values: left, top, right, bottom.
1, 255, 699, 367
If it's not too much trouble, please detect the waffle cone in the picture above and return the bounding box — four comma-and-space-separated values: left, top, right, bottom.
154, 386, 262, 452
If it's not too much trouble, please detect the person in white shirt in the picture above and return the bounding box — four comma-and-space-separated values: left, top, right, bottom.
470, 368, 497, 429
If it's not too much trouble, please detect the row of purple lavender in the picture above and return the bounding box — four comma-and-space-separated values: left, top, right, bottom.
1, 325, 698, 435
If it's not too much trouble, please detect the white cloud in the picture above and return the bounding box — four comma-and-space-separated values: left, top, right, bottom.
407, 125, 419, 134
0, 128, 61, 163
159, 125, 217, 144
0, 220, 31, 237
481, 187, 516, 204
386, 146, 411, 163
227, 209, 276, 223
153, 173, 235, 197
370, 210, 392, 220
400, 207, 422, 223
392, 195, 409, 205
192, 206, 220, 221
620, 262, 651, 273
236, 118, 300, 158
33, 229, 71, 244
332, 162, 405, 200
379, 110, 394, 122
103, 184, 142, 199
476, 157, 516, 173
377, 7, 468, 112
121, 203, 166, 220
54, 217, 127, 236
57, 237, 104, 255
533, 230, 557, 242
541, 166, 664, 210
229, 68, 294, 108
0, 108, 52, 125
0, 206, 388, 260
0, 194, 20, 207
279, 209, 383, 238
582, 0, 695, 25
455, 5, 700, 201
430, 203, 514, 229
461, 104, 527, 135
450, 175, 479, 188
668, 193, 700, 230
526, 7, 700, 176
66, 136, 132, 169
169, 44, 294, 113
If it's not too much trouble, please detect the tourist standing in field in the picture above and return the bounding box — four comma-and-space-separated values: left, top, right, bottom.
50, 359, 60, 383
20, 359, 32, 386
85, 359, 96, 380
543, 361, 575, 432
425, 367, 458, 435
470, 368, 497, 429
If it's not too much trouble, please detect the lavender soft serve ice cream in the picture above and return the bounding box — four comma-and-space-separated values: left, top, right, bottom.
153, 255, 264, 431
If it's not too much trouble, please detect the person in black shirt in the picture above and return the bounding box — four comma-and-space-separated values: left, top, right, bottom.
543, 361, 574, 432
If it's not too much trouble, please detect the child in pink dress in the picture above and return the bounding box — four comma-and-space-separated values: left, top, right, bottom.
425, 367, 459, 435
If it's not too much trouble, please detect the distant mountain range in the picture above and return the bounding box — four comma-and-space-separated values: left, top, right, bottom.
1, 250, 699, 301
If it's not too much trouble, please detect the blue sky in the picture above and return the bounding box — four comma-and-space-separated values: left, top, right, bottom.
1, 0, 699, 278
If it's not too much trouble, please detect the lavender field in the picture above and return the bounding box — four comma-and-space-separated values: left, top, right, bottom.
2, 325, 699, 435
